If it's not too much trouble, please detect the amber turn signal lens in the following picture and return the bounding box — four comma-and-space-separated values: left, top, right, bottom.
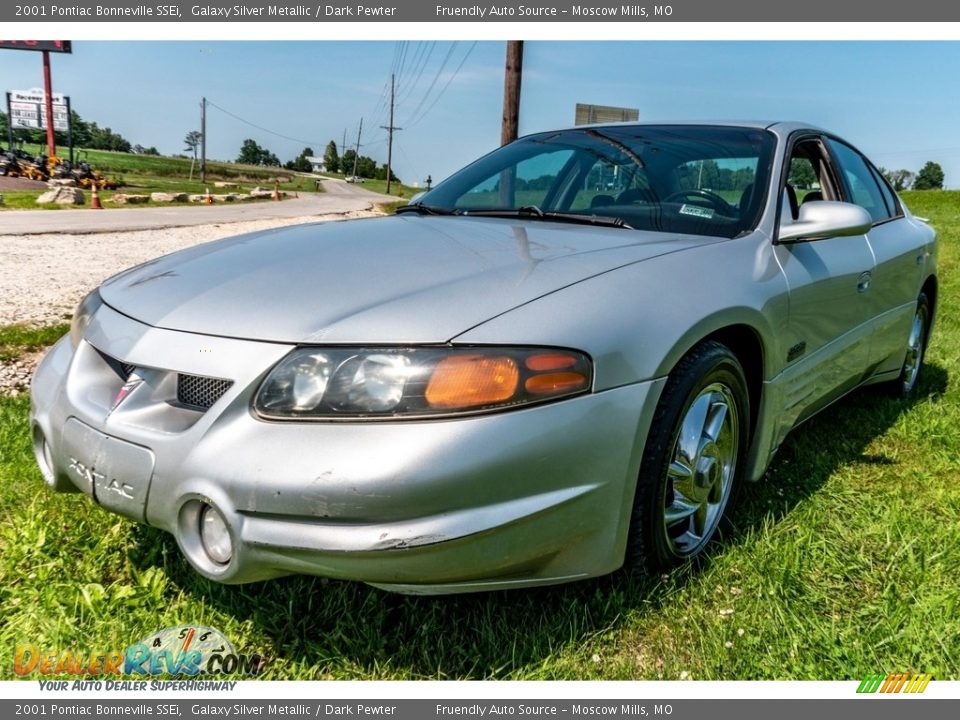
426, 355, 520, 409
525, 352, 579, 372
524, 372, 589, 395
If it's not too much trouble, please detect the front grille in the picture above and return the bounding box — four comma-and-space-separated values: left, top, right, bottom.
177, 374, 234, 410
97, 348, 136, 380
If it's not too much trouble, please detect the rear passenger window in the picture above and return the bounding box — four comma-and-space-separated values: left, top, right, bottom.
869, 164, 900, 218
826, 138, 894, 223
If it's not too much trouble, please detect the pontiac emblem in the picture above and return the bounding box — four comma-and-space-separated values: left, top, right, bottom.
111, 373, 143, 412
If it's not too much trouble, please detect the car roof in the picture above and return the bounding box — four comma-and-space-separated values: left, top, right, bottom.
523, 120, 827, 139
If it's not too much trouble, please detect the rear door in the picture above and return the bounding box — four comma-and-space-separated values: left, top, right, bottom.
823, 137, 923, 376
773, 135, 876, 427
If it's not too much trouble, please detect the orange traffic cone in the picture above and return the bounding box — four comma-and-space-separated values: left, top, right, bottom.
204, 188, 213, 205
272, 182, 281, 201
90, 184, 103, 210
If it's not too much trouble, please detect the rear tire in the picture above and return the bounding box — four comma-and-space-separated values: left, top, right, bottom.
627, 341, 750, 573
886, 292, 930, 399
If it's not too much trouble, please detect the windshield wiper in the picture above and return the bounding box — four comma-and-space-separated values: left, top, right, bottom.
395, 203, 461, 216
462, 205, 632, 229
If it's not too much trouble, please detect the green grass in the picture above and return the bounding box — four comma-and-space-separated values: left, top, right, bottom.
1, 191, 958, 680
1, 145, 325, 210
0, 324, 70, 362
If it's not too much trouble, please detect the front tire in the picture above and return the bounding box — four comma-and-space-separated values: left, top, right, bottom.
628, 341, 750, 573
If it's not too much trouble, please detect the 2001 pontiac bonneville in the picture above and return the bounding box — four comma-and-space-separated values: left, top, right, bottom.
30, 122, 937, 593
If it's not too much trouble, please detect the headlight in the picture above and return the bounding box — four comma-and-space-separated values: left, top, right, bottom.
254, 347, 592, 420
69, 288, 103, 349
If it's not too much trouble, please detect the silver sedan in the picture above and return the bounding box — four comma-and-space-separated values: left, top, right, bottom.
30, 122, 937, 593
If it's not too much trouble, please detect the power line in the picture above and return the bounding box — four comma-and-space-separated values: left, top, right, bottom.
403, 41, 458, 123
397, 42, 436, 106
205, 99, 323, 148
405, 42, 478, 129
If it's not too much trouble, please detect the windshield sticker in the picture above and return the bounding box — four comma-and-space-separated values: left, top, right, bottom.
679, 204, 715, 219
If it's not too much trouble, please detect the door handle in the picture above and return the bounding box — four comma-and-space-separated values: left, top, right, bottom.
857, 271, 872, 293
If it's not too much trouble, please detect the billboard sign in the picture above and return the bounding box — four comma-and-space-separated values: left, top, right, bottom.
0, 40, 72, 54
575, 103, 640, 125
8, 89, 69, 131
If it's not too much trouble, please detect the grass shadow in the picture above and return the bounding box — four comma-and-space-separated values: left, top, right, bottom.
127, 364, 949, 679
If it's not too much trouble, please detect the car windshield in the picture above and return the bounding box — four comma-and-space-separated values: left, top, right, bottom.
418, 125, 776, 239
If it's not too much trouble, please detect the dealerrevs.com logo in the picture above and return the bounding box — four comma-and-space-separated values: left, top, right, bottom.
857, 672, 933, 694
14, 625, 266, 677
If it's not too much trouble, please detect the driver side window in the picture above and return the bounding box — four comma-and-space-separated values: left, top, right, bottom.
783, 138, 838, 222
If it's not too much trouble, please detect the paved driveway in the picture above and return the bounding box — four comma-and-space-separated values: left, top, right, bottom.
0, 180, 397, 236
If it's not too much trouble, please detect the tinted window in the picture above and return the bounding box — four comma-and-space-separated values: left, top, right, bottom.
869, 164, 900, 218
422, 125, 777, 239
826, 139, 893, 222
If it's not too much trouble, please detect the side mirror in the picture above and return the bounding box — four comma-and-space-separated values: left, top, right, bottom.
777, 200, 873, 243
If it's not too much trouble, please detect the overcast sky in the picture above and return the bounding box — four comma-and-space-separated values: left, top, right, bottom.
3, 41, 959, 187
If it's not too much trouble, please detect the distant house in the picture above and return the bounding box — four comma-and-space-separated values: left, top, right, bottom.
305, 156, 326, 173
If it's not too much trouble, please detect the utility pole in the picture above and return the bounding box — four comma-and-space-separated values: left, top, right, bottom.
380, 73, 402, 195
351, 117, 363, 179
499, 41, 523, 206
341, 128, 347, 166
200, 97, 207, 185
41, 50, 56, 157
500, 41, 523, 146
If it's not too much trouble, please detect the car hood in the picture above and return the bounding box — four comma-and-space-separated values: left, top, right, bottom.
100, 215, 717, 343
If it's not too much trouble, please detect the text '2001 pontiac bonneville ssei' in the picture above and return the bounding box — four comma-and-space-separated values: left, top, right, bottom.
30, 123, 937, 594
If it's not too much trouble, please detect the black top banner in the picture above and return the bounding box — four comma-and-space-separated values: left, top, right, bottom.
0, 0, 957, 22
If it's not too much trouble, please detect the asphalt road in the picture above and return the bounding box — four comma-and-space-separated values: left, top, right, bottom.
0, 179, 398, 236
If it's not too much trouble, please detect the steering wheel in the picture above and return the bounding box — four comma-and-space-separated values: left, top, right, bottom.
663, 189, 735, 215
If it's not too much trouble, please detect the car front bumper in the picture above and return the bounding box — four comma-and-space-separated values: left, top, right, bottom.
30, 304, 664, 594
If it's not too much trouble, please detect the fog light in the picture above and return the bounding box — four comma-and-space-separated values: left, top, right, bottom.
199, 504, 232, 564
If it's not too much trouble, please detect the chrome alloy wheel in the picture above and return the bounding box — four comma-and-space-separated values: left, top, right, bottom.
663, 382, 739, 556
902, 305, 927, 395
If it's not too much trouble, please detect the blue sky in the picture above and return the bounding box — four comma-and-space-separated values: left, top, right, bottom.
2, 41, 959, 187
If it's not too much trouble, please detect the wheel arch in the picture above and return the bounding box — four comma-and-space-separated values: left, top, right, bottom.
921, 274, 938, 333
651, 316, 770, 483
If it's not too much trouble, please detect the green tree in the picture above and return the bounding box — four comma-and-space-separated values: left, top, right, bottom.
284, 146, 313, 173
374, 163, 399, 183
356, 155, 377, 179
789, 158, 817, 189
184, 130, 202, 161
341, 149, 357, 176
1, 108, 135, 152
323, 140, 340, 174
237, 138, 279, 166
913, 161, 944, 190
879, 167, 914, 192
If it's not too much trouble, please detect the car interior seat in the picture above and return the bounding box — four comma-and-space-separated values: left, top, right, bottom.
738, 183, 754, 216
616, 188, 658, 205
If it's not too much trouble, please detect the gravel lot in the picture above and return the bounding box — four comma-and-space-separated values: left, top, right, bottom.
1, 210, 376, 327
0, 209, 378, 394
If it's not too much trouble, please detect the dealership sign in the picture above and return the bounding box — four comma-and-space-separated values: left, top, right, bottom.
0, 40, 72, 53
8, 89, 69, 131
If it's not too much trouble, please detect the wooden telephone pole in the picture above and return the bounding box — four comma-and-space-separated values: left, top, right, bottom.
352, 118, 363, 179
500, 41, 523, 146
200, 97, 207, 185
499, 41, 523, 206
